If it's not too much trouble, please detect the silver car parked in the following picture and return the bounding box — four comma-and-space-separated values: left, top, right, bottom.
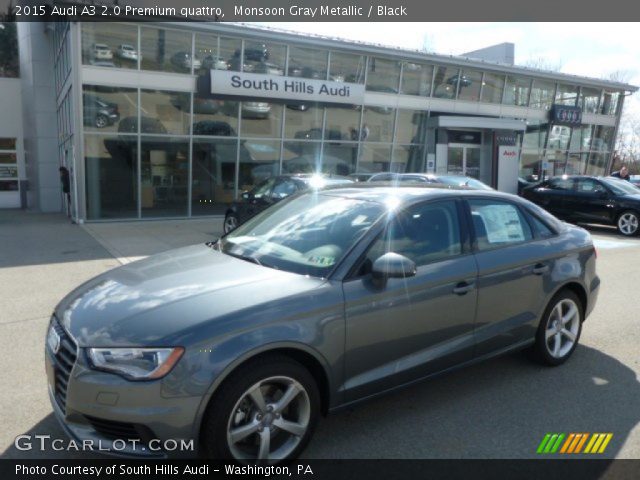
46, 185, 599, 463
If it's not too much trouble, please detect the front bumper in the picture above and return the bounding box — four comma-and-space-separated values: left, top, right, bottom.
45, 322, 202, 458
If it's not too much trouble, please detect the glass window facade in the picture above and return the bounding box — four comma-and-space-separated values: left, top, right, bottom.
456, 69, 483, 102
289, 46, 328, 79
433, 66, 460, 99
85, 134, 138, 220
140, 26, 192, 73
0, 22, 19, 78
481, 72, 505, 104
75, 23, 628, 219
362, 106, 395, 142
194, 34, 240, 75
329, 51, 365, 83
82, 23, 138, 69
401, 62, 433, 96
367, 57, 400, 93
530, 79, 556, 110
192, 139, 238, 215
504, 76, 531, 106
240, 41, 286, 75
580, 87, 601, 114
601, 90, 620, 116
555, 84, 578, 106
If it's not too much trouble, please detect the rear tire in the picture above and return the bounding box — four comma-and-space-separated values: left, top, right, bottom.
200, 355, 320, 463
617, 210, 639, 236
531, 290, 583, 366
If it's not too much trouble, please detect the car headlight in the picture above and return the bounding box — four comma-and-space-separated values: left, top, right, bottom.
87, 347, 184, 381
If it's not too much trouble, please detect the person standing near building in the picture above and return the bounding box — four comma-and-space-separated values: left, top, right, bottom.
59, 166, 71, 217
611, 165, 631, 181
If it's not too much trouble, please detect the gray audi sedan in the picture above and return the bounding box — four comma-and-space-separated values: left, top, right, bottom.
46, 185, 599, 463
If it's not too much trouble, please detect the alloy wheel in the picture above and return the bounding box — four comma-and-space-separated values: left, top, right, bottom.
618, 212, 638, 235
95, 114, 108, 128
545, 298, 580, 359
224, 215, 238, 233
226, 376, 310, 462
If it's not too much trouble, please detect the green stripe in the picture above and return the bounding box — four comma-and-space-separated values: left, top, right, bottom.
537, 434, 552, 454
544, 434, 559, 453
550, 433, 566, 453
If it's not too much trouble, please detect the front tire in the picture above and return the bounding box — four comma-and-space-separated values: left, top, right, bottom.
531, 290, 583, 366
617, 210, 639, 236
224, 213, 239, 234
200, 355, 320, 463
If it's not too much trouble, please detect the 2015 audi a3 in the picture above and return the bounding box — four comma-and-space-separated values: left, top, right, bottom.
45, 185, 599, 463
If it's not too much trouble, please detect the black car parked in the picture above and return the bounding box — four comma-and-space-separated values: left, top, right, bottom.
224, 174, 353, 233
522, 175, 640, 236
83, 93, 120, 128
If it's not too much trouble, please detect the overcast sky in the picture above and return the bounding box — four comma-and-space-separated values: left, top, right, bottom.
256, 22, 640, 115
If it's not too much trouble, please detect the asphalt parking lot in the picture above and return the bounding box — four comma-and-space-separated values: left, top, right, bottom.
0, 211, 639, 459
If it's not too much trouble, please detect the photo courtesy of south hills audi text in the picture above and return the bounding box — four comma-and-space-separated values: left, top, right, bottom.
15, 463, 311, 477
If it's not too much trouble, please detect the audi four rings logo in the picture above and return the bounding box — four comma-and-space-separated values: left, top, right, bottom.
47, 326, 60, 354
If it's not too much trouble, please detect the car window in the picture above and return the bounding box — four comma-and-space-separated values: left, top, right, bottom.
469, 199, 533, 250
271, 180, 298, 199
365, 200, 462, 268
251, 178, 276, 199
524, 211, 555, 238
575, 178, 606, 193
547, 177, 574, 190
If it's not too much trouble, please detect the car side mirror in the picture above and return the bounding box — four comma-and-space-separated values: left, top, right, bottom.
371, 252, 416, 287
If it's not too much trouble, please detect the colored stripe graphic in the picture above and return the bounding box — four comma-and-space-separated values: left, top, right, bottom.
540, 433, 613, 454
537, 434, 552, 454
585, 433, 613, 454
537, 433, 565, 454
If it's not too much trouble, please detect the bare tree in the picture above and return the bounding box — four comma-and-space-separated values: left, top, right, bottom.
607, 70, 634, 84
521, 55, 563, 72
606, 71, 640, 173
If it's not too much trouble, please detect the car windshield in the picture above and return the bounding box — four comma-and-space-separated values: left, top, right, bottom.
219, 193, 385, 277
602, 177, 640, 195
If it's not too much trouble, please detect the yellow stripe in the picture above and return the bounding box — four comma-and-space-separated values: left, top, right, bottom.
560, 433, 576, 454
598, 434, 613, 454
584, 434, 598, 453
567, 434, 582, 453
574, 433, 589, 453
590, 434, 606, 453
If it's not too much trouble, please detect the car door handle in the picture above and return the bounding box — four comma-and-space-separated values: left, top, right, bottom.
532, 263, 549, 275
453, 281, 474, 295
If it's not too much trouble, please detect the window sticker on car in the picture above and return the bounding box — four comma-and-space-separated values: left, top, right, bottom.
476, 205, 526, 243
307, 256, 336, 266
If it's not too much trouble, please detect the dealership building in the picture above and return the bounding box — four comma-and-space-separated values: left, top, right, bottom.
1, 21, 637, 220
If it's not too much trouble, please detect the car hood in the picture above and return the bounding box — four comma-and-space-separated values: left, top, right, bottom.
55, 244, 324, 347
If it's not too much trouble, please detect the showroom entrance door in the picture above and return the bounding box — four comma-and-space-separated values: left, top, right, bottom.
447, 144, 481, 179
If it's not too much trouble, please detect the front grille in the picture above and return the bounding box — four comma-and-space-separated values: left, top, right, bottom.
51, 319, 77, 414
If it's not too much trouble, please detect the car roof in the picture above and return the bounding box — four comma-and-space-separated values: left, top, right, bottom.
318, 183, 514, 203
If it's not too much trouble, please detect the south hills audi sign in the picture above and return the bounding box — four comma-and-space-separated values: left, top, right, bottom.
210, 70, 366, 105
